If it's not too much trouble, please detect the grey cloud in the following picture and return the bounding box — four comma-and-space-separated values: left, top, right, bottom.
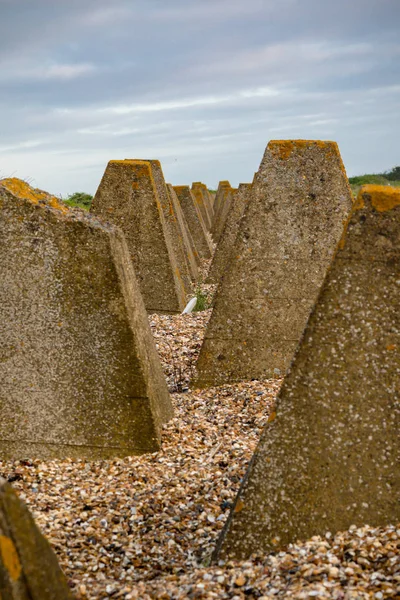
0, 0, 399, 194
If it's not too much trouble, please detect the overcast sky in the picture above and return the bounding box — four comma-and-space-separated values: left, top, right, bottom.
0, 0, 399, 196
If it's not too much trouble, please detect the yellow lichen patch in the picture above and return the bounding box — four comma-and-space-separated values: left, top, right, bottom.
268, 140, 338, 161
234, 499, 245, 513
353, 193, 365, 211
48, 197, 68, 213
360, 185, 400, 213
0, 536, 22, 581
174, 267, 184, 286
1, 178, 40, 204
125, 161, 153, 181
191, 188, 205, 206
121, 160, 149, 176
0, 178, 68, 214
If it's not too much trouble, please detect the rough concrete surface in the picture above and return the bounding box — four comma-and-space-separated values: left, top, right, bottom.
191, 182, 213, 230
138, 160, 193, 296
193, 182, 214, 221
0, 178, 173, 460
211, 181, 234, 243
194, 140, 354, 387
167, 183, 199, 278
0, 478, 72, 599
207, 183, 251, 284
174, 186, 213, 259
91, 160, 186, 313
214, 184, 400, 559
212, 181, 230, 217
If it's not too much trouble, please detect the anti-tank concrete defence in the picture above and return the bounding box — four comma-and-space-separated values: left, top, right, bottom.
174, 185, 213, 259
0, 478, 72, 599
212, 182, 229, 219
136, 160, 193, 295
207, 183, 251, 284
194, 140, 353, 387
214, 184, 400, 559
166, 183, 200, 278
211, 181, 235, 243
91, 160, 187, 313
191, 182, 213, 230
196, 182, 214, 222
0, 178, 173, 460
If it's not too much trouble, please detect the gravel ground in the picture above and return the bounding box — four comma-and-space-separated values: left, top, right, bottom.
1, 282, 399, 599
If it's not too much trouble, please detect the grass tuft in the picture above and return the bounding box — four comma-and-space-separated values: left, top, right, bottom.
194, 287, 208, 312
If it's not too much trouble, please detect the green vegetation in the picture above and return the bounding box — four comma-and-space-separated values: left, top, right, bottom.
348, 174, 389, 186
348, 166, 400, 196
383, 166, 400, 181
194, 286, 208, 311
63, 192, 93, 210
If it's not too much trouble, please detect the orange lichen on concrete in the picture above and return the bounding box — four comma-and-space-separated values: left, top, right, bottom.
268, 140, 339, 161
0, 178, 68, 214
359, 184, 400, 213
0, 535, 22, 581
121, 160, 150, 178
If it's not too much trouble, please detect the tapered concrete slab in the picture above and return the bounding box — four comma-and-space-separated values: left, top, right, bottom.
193, 140, 353, 387
0, 478, 72, 599
214, 184, 400, 559
174, 186, 213, 259
91, 160, 186, 313
211, 181, 234, 243
167, 183, 199, 278
212, 181, 230, 218
136, 160, 193, 295
191, 182, 213, 230
207, 183, 251, 284
0, 178, 173, 460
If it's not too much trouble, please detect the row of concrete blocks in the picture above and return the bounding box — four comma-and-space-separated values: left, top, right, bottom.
91, 161, 245, 313
0, 162, 239, 597
0, 159, 240, 465
0, 141, 399, 590
91, 160, 223, 314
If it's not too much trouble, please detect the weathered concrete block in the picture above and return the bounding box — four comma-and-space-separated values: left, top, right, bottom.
214, 184, 400, 560
136, 160, 193, 295
174, 186, 213, 259
197, 182, 214, 219
0, 178, 173, 460
194, 140, 353, 387
207, 183, 251, 284
0, 478, 72, 599
191, 182, 213, 230
211, 181, 235, 243
212, 180, 230, 217
166, 183, 200, 278
91, 160, 186, 313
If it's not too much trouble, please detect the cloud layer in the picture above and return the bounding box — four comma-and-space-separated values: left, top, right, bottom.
1, 0, 399, 195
